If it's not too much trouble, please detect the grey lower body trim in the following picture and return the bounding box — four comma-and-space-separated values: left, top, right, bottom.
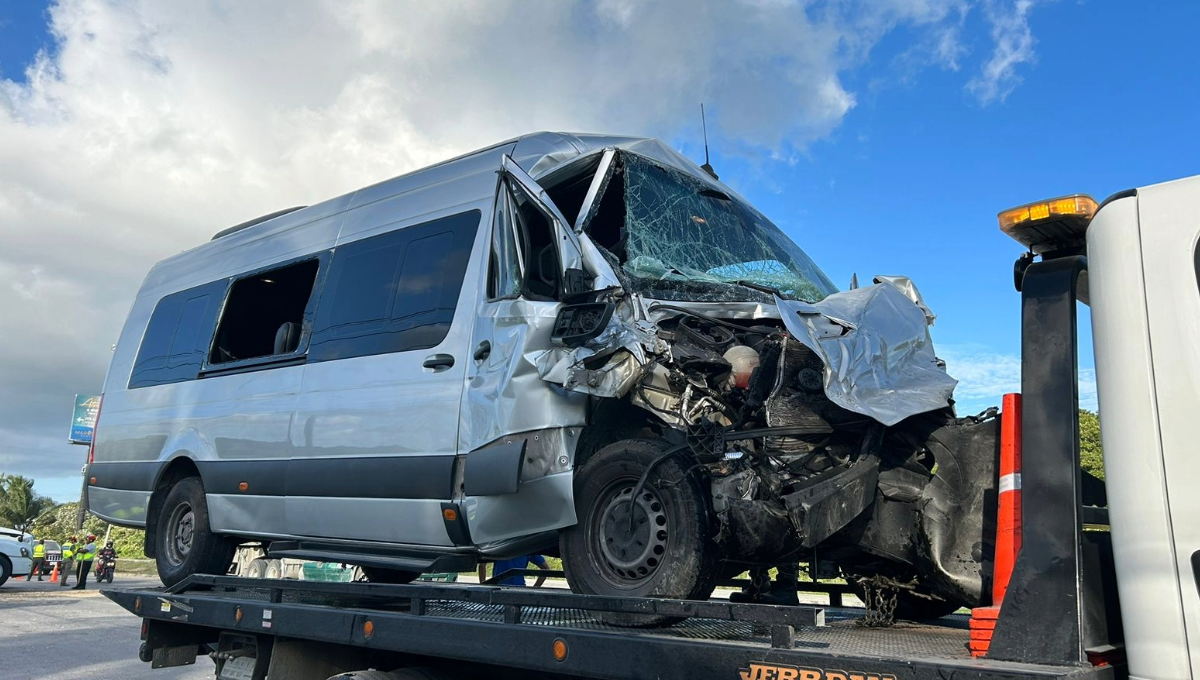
288, 497, 454, 546
208, 494, 287, 537
464, 471, 576, 545
86, 487, 150, 527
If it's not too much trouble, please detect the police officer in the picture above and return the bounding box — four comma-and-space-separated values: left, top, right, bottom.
59, 536, 77, 587
27, 539, 46, 581
73, 534, 97, 590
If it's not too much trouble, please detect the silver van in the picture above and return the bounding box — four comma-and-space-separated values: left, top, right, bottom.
87, 132, 995, 617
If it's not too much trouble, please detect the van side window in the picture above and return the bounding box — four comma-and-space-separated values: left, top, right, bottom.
308, 210, 480, 362
488, 180, 560, 301
210, 259, 319, 364
488, 189, 522, 300
130, 280, 227, 388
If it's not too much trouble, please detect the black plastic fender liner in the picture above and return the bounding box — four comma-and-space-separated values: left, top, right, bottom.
915, 416, 1000, 608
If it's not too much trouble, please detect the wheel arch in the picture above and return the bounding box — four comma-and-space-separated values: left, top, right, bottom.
143, 456, 202, 558
575, 399, 678, 471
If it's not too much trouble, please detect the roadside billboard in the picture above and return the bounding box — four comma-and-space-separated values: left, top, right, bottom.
69, 394, 100, 445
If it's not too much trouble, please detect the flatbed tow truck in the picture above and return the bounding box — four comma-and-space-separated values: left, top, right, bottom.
102, 175, 1200, 680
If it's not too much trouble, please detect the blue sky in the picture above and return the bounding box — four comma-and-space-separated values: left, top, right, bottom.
1, 1, 1197, 501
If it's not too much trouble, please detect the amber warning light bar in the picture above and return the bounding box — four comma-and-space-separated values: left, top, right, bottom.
998, 194, 1098, 253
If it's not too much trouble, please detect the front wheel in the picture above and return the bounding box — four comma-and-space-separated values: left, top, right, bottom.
560, 439, 721, 626
155, 476, 235, 587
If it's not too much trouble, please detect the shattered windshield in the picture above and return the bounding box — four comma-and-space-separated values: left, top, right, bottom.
618, 154, 838, 303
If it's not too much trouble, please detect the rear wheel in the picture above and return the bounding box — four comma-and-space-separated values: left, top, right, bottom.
265, 558, 283, 580
561, 439, 720, 626
0, 555, 11, 587
155, 476, 235, 587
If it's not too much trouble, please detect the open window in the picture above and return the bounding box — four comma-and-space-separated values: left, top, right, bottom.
209, 258, 320, 365
488, 156, 587, 301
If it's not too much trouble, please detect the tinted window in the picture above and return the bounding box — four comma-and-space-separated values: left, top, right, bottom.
129, 280, 227, 388
309, 210, 480, 362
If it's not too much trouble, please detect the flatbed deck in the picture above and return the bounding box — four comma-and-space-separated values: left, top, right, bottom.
103, 576, 1115, 680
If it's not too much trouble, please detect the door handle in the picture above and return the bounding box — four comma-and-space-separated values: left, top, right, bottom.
474, 341, 491, 362
422, 354, 455, 371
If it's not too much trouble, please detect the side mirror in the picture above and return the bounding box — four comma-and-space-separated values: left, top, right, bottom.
551, 302, 615, 348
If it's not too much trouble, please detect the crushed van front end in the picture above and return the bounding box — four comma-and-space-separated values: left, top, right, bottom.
527, 142, 998, 615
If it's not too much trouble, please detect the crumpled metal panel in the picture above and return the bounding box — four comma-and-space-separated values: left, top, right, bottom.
532, 307, 665, 399
462, 298, 588, 454
873, 275, 936, 325
775, 281, 957, 426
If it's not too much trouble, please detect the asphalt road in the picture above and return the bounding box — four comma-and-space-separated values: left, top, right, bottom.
0, 575, 214, 680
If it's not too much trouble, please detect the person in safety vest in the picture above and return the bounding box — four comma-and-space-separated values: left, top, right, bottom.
27, 539, 46, 581
59, 536, 77, 587
73, 534, 97, 590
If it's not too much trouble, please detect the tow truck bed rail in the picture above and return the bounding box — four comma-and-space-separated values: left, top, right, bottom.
104, 576, 1113, 680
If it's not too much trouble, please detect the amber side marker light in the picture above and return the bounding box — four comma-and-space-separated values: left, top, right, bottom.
552, 638, 568, 662
235, 607, 243, 623
134, 596, 142, 613
363, 620, 375, 639
238, 482, 249, 492
442, 508, 458, 522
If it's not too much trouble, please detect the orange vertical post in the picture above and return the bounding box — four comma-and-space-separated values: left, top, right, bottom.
970, 392, 1023, 658
992, 392, 1023, 603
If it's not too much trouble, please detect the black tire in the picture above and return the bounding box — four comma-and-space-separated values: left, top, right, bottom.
561, 438, 721, 626
155, 476, 235, 587
360, 567, 420, 584
0, 555, 11, 587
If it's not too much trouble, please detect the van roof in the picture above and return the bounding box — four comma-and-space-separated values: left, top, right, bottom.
139, 131, 725, 297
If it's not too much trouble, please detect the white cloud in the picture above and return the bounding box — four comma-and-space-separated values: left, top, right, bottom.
940, 344, 1099, 415
968, 0, 1039, 103
0, 0, 1046, 500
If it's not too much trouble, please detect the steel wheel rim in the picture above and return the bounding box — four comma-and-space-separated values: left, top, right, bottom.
165, 502, 195, 566
588, 479, 669, 588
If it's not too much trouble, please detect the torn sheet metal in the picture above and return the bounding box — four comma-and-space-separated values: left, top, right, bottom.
873, 275, 936, 325
775, 282, 957, 426
533, 308, 665, 398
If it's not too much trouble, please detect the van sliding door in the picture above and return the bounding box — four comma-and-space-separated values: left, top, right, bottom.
287, 210, 483, 546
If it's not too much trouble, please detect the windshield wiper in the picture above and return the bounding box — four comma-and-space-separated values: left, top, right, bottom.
730, 279, 789, 299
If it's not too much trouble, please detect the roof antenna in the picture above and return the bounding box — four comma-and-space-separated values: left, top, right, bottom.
699, 103, 719, 180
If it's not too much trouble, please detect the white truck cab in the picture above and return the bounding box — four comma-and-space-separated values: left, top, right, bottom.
1086, 177, 1200, 680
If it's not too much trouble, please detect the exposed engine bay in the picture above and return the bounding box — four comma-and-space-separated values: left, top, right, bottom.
529, 145, 999, 612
